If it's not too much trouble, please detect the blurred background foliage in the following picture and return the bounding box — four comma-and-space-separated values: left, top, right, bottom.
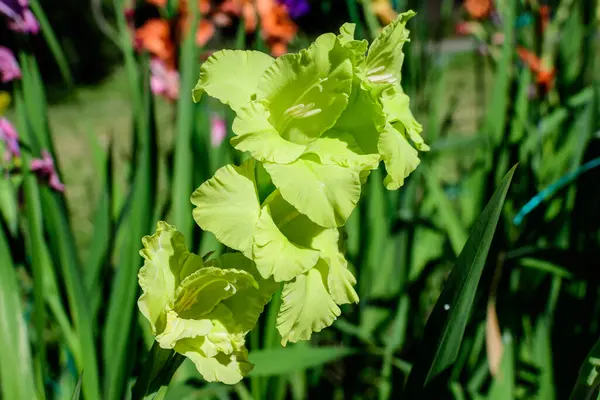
1, 0, 600, 399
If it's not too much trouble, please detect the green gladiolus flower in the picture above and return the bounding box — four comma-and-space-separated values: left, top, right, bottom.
138, 222, 277, 384
190, 160, 359, 344
192, 11, 427, 229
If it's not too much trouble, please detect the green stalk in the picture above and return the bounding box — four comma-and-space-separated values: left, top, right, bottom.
171, 0, 200, 244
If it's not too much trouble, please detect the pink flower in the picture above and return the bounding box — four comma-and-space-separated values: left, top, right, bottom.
0, 0, 39, 34
210, 114, 227, 148
0, 118, 19, 162
150, 58, 179, 101
30, 149, 64, 192
0, 46, 21, 83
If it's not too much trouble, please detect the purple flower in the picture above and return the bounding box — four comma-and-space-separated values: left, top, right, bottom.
0, 118, 20, 162
0, 46, 21, 83
277, 0, 310, 19
0, 0, 39, 34
210, 113, 227, 148
150, 58, 179, 101
30, 149, 65, 192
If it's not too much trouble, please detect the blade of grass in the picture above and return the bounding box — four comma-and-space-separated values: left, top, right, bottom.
423, 165, 468, 256
29, 0, 74, 87
569, 334, 600, 400
249, 346, 357, 377
488, 333, 514, 399
103, 62, 158, 400
404, 165, 516, 396
0, 228, 37, 400
171, 0, 199, 244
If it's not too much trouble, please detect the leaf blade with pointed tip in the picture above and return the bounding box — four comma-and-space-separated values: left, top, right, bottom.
248, 346, 356, 377
404, 165, 516, 396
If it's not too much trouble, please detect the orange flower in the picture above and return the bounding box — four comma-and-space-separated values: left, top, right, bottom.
464, 0, 492, 20
516, 46, 555, 90
220, 0, 257, 32
146, 0, 168, 6
540, 5, 550, 33
371, 0, 397, 25
135, 19, 176, 67
257, 0, 297, 55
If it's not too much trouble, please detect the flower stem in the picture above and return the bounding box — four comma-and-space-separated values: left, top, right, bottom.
131, 342, 185, 400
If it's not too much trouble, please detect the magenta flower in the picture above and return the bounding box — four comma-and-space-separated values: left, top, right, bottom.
150, 58, 179, 101
0, 0, 39, 34
0, 46, 21, 83
0, 118, 20, 162
210, 113, 227, 148
30, 149, 65, 192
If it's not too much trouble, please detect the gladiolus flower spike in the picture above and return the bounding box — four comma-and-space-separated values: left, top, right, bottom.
138, 11, 427, 386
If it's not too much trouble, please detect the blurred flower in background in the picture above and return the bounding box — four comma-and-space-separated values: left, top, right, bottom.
0, 117, 20, 163
31, 149, 65, 192
0, 46, 22, 82
0, 0, 39, 34
464, 0, 493, 20
210, 113, 226, 148
150, 57, 180, 101
371, 0, 397, 24
276, 0, 309, 19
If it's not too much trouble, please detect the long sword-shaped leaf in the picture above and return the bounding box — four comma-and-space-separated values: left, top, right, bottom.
0, 229, 37, 400
404, 165, 516, 396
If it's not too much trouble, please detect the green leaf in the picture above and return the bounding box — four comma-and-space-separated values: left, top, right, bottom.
264, 155, 363, 228
423, 165, 468, 256
248, 346, 356, 376
277, 262, 341, 345
404, 165, 516, 396
0, 229, 37, 400
378, 122, 420, 190
191, 160, 261, 258
193, 50, 274, 112
71, 375, 83, 400
257, 33, 353, 144
569, 334, 600, 399
488, 334, 514, 400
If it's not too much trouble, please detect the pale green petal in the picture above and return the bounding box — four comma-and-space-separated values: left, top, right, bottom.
155, 310, 213, 349
192, 50, 274, 113
175, 337, 253, 384
138, 221, 203, 333
304, 228, 359, 305
378, 123, 420, 190
198, 304, 244, 358
230, 101, 306, 164
277, 262, 341, 345
173, 267, 257, 319
209, 253, 280, 333
364, 11, 415, 92
264, 155, 362, 228
334, 79, 386, 154
252, 197, 320, 281
381, 88, 429, 151
257, 33, 353, 145
338, 23, 368, 61
191, 160, 260, 258
306, 130, 380, 169
324, 253, 359, 305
